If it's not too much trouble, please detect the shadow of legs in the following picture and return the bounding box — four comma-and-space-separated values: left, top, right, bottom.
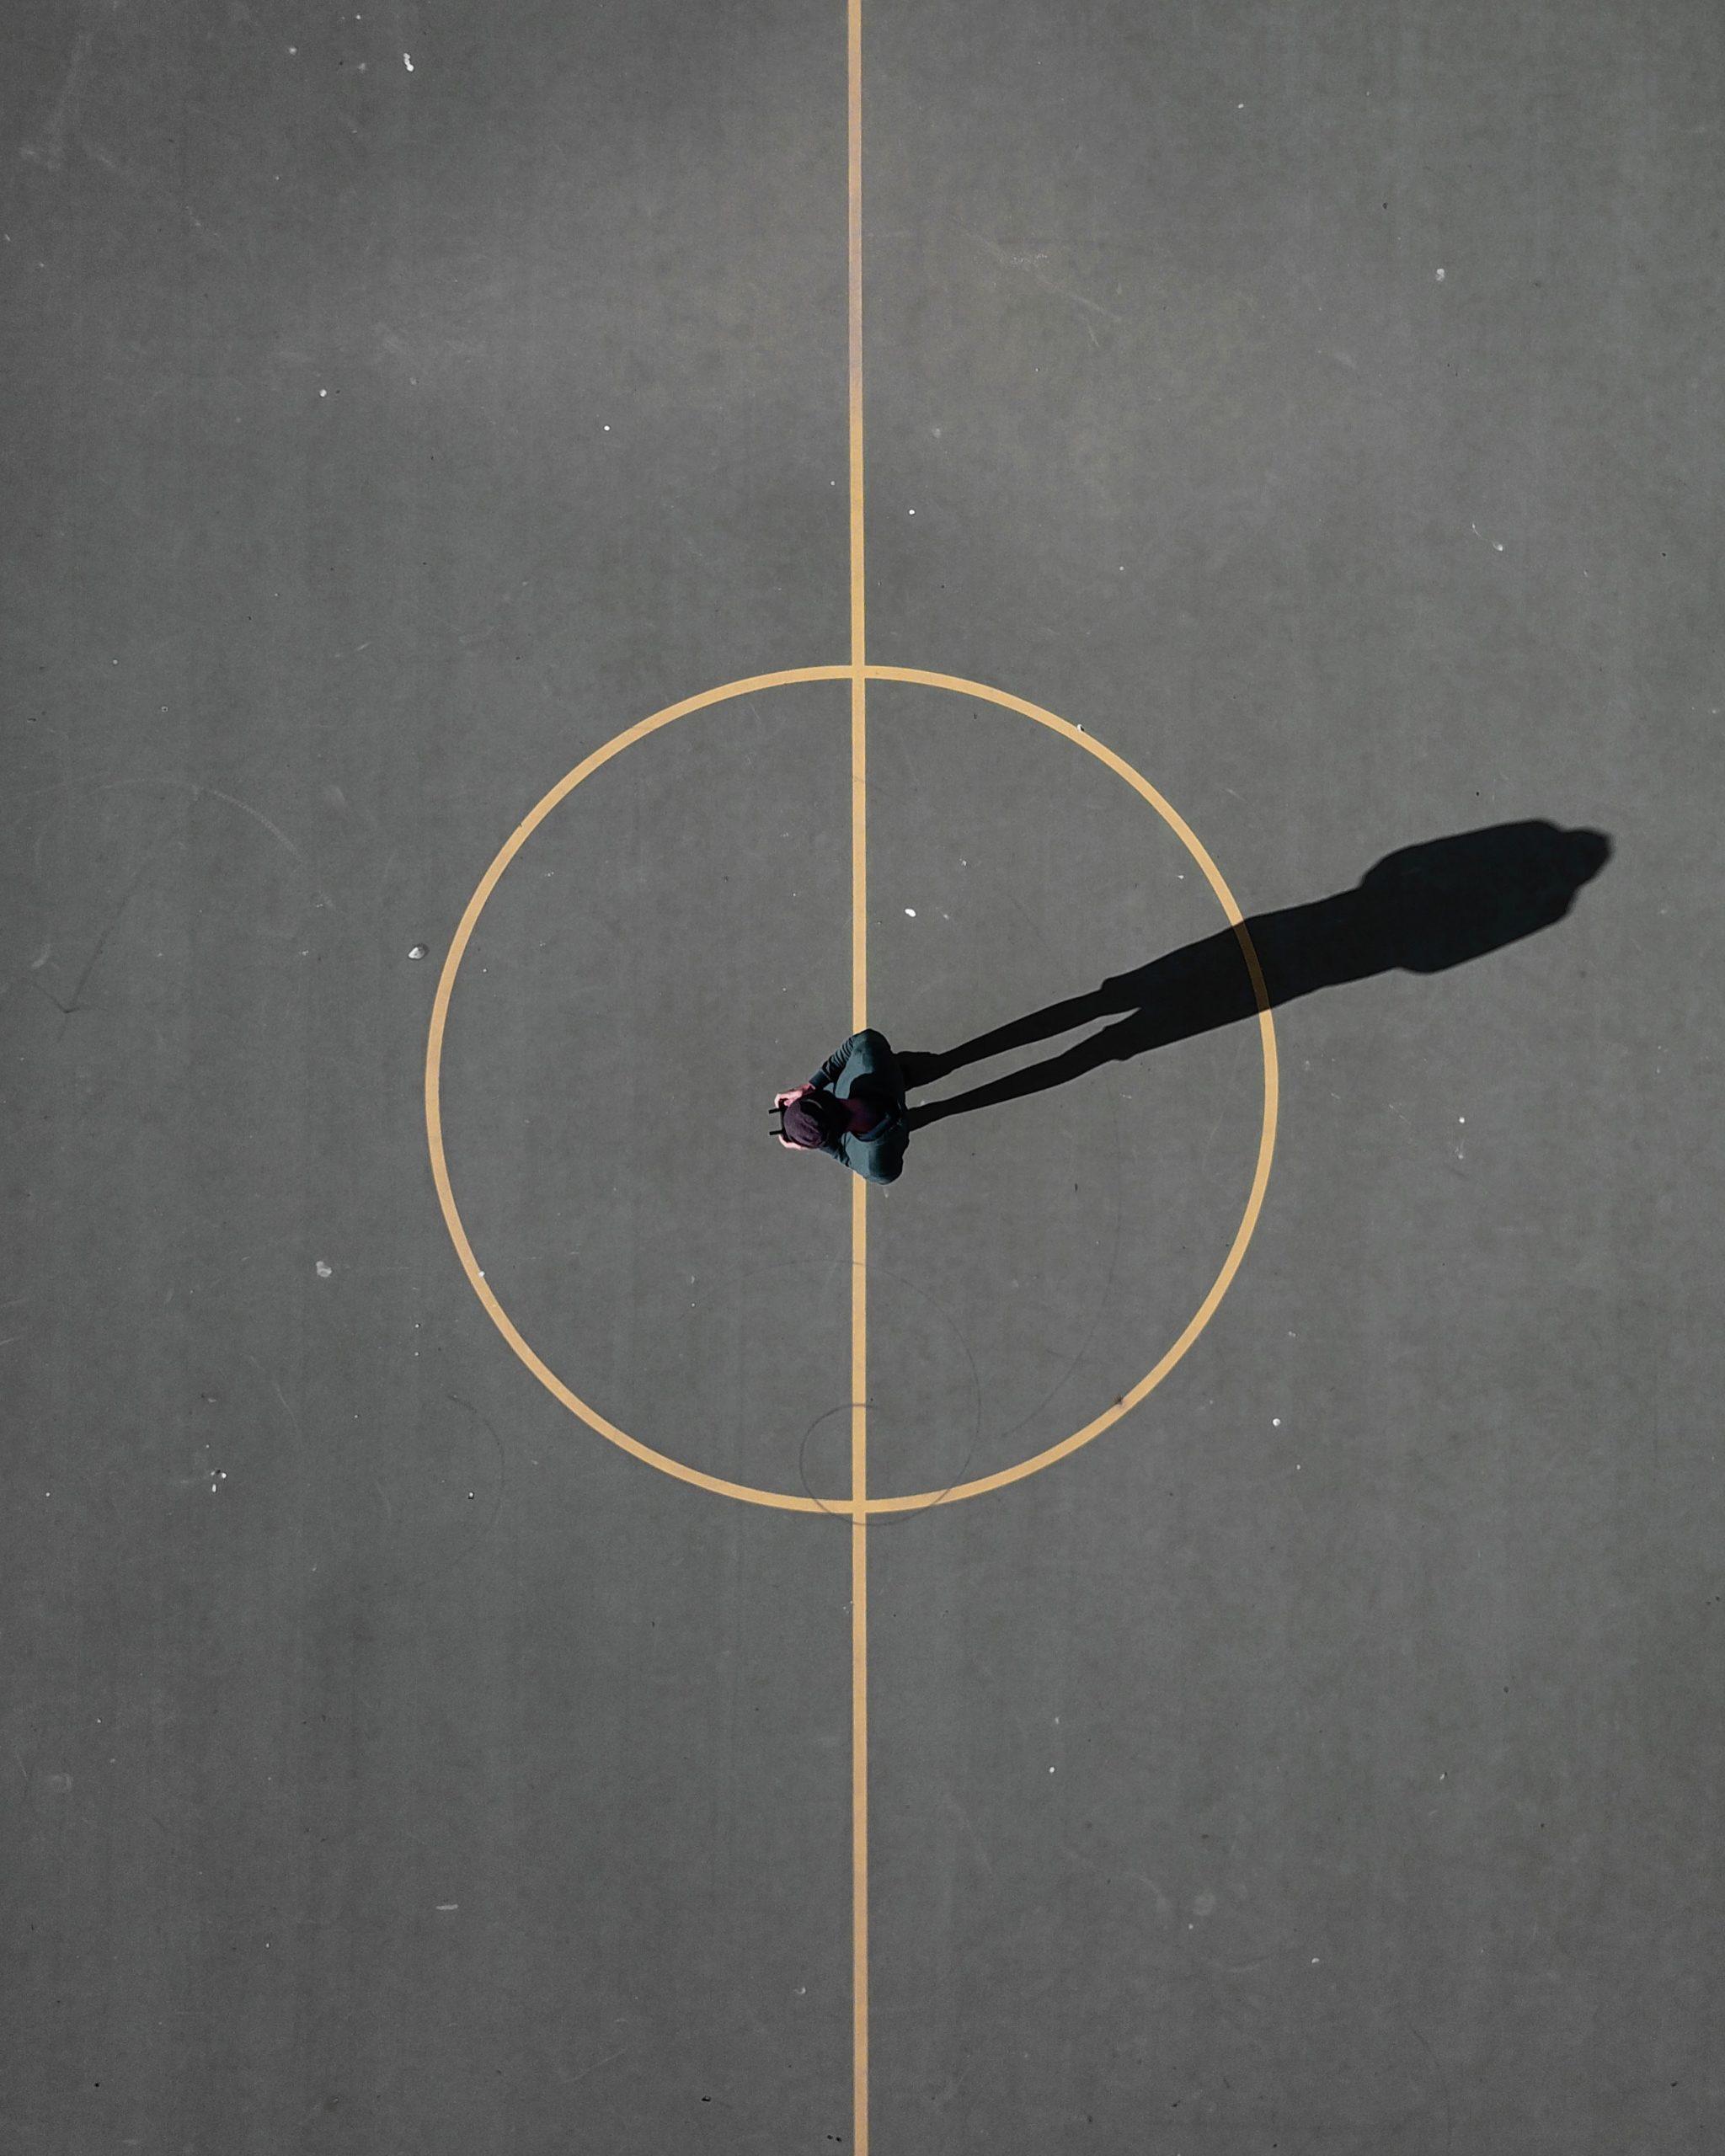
898, 821, 1612, 1129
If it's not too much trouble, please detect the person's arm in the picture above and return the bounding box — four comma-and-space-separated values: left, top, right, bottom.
808, 1033, 860, 1092
847, 1121, 908, 1185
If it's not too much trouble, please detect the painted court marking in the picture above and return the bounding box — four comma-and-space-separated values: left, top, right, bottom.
422, 9, 1277, 2151
847, 18, 870, 2133
422, 665, 1277, 1520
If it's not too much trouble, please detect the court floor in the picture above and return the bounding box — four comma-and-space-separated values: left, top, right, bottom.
3, 3, 1721, 2151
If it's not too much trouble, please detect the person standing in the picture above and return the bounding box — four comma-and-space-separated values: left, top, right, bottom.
773, 1029, 911, 1184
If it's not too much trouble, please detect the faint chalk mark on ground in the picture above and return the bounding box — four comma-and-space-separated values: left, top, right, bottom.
1192, 1025, 1251, 1189
567, 2046, 628, 2089
77, 140, 236, 259
941, 1787, 997, 1875
13, 775, 336, 915
444, 1391, 509, 1572
964, 232, 1126, 334
58, 862, 158, 1011
194, 783, 337, 910
19, 20, 93, 171
269, 1377, 302, 1444
1062, 1842, 1171, 1923
1409, 2021, 1454, 2156
252, 1360, 310, 1556
793, 1261, 984, 1524
30, 833, 182, 1027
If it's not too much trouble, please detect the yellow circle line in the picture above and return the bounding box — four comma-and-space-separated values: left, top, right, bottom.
859, 669, 1280, 1510
425, 666, 851, 1515
424, 664, 1277, 1518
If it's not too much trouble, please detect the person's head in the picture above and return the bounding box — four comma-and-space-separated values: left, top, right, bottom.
782, 1093, 839, 1150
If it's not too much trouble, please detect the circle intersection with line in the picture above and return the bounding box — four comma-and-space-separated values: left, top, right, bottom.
425, 663, 1279, 1517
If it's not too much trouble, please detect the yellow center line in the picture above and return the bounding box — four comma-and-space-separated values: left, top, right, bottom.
847, 0, 867, 705
850, 1188, 869, 2156
846, 6, 870, 2153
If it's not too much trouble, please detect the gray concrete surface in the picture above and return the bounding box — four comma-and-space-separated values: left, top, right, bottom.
3, 2, 1721, 2151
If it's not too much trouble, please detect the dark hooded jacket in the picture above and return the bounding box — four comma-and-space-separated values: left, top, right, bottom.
804, 1029, 909, 1184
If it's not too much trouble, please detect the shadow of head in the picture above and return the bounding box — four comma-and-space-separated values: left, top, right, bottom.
1359, 819, 1612, 974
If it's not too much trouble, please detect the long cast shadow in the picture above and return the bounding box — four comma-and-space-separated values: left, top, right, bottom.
900, 820, 1611, 1127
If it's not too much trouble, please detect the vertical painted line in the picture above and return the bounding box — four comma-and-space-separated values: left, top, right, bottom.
850, 1185, 869, 2156
847, 0, 867, 695
846, 8, 870, 2155
847, 0, 869, 1034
